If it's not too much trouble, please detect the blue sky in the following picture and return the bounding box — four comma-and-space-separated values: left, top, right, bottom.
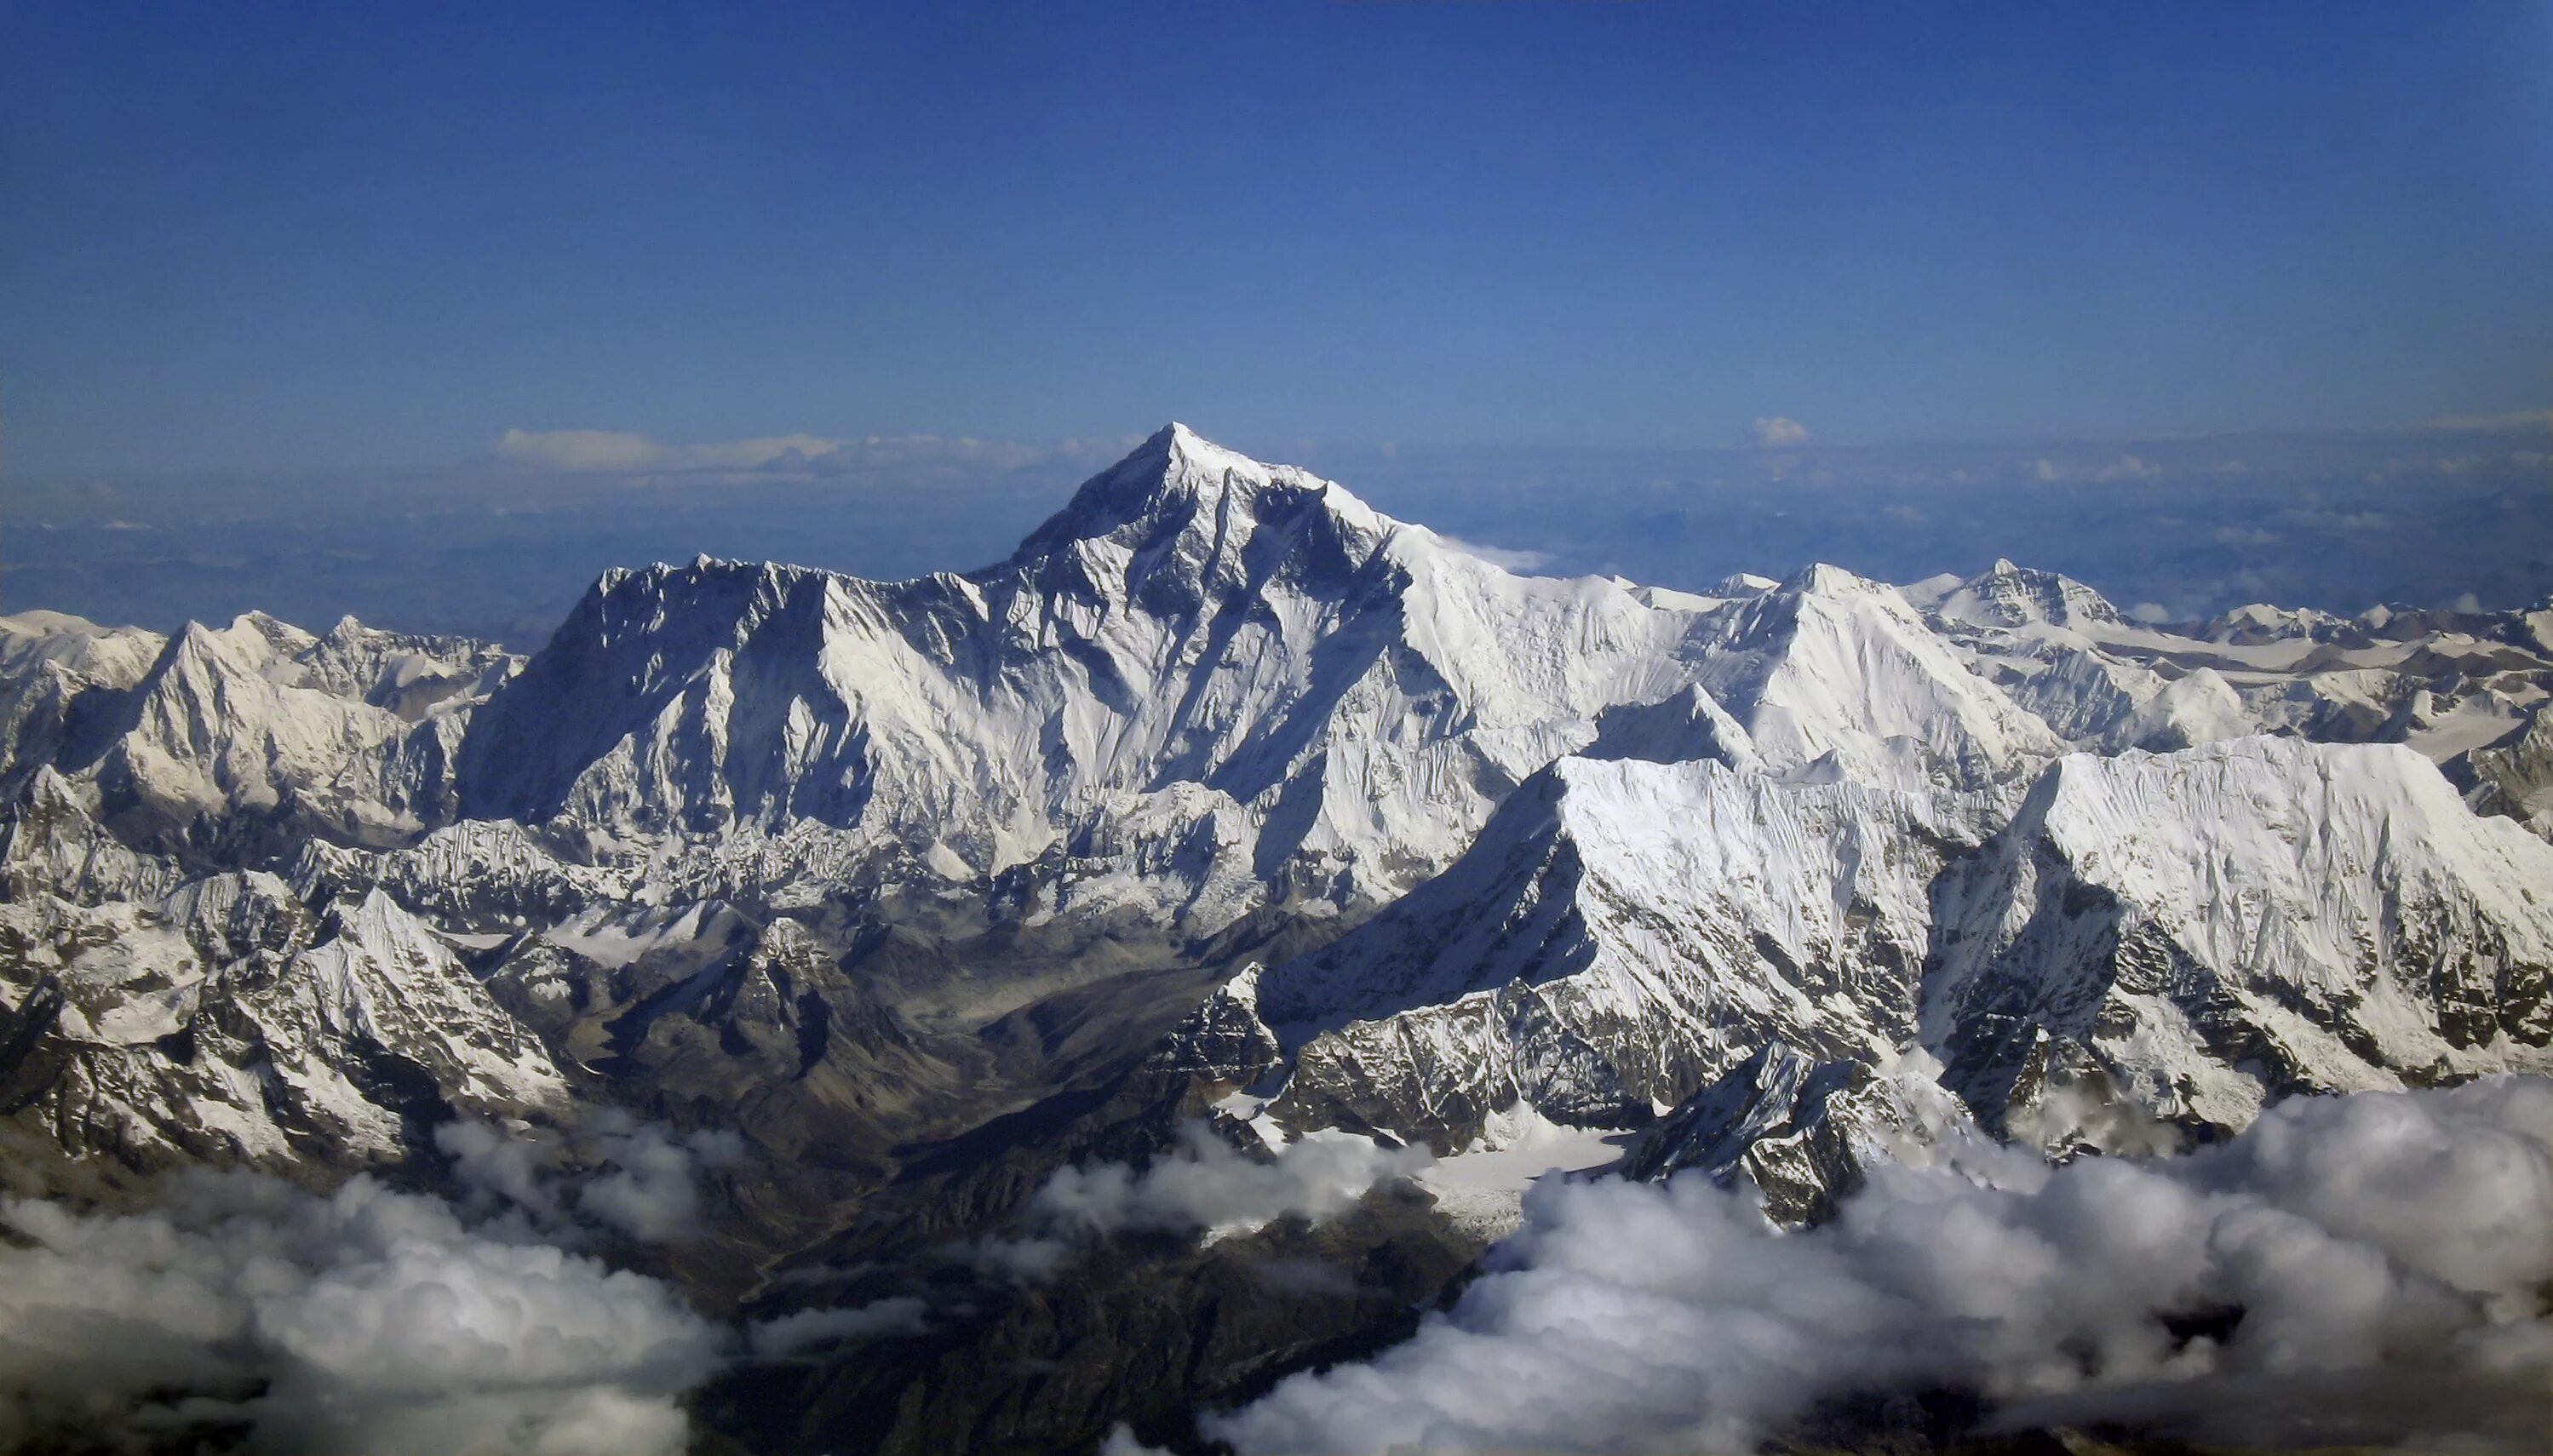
5, 3, 2549, 476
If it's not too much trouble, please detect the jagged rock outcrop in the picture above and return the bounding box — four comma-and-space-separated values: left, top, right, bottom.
1623, 1039, 1993, 1222
1925, 737, 2553, 1138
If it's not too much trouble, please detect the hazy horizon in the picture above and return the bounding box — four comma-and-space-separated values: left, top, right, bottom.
8, 413, 2545, 648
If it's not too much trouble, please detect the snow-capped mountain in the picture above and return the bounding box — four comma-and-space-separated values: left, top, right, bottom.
0, 817, 561, 1171
452, 425, 1725, 931
0, 609, 514, 863
2, 421, 2548, 1271
1926, 736, 2553, 1138
1911, 558, 2553, 792
1223, 755, 1982, 1150
1189, 732, 2553, 1175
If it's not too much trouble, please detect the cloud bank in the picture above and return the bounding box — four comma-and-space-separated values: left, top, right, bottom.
1213, 1077, 2553, 1454
0, 1171, 728, 1456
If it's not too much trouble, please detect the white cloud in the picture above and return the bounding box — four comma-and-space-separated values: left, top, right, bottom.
1036, 1125, 1428, 1241
494, 427, 1074, 482
2129, 601, 2175, 624
2212, 525, 2277, 547
495, 424, 858, 470
435, 1112, 743, 1244
1431, 533, 1557, 574
496, 428, 686, 472
496, 427, 850, 474
1752, 416, 1810, 448
961, 1124, 1431, 1279
1213, 1078, 2553, 1454
576, 1121, 746, 1242
0, 1170, 729, 1456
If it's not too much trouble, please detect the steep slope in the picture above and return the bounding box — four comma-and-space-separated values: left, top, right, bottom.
0, 875, 562, 1170
0, 611, 168, 805
1697, 565, 2064, 789
1926, 737, 2553, 1137
1924, 557, 2129, 633
29, 612, 515, 859
1, 768, 185, 905
1623, 1039, 1992, 1222
1186, 755, 1982, 1150
2458, 702, 2553, 838
458, 425, 1718, 930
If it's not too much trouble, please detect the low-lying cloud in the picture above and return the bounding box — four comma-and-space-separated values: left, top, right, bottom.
438, 1110, 745, 1243
963, 1123, 1431, 1280
1213, 1077, 2553, 1453
748, 1297, 931, 1358
0, 1171, 728, 1456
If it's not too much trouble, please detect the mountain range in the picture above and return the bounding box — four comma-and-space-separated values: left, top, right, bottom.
3, 424, 2549, 1453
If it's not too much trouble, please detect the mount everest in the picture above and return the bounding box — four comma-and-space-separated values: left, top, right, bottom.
2, 424, 2549, 1452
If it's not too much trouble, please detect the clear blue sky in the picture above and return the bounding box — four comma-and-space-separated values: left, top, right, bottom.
5, 2, 2548, 475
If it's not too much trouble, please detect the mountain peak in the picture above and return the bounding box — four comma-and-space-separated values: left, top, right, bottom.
1003, 423, 1386, 570
1776, 562, 1890, 599
1936, 557, 2125, 631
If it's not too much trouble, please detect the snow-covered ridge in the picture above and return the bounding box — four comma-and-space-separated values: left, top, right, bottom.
1926, 736, 2553, 1134
1232, 754, 1982, 1150
0, 608, 514, 861
1, 423, 2548, 1218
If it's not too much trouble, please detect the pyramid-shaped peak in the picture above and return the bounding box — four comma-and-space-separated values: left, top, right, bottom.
1145, 421, 1289, 483
1006, 423, 1386, 566
1942, 558, 2125, 629
1776, 562, 1891, 599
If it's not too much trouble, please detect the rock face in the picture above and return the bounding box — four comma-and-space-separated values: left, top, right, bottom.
1, 610, 513, 862
0, 870, 561, 1172
1621, 1040, 1993, 1223
2459, 702, 2553, 839
456, 424, 1717, 930
1236, 756, 1979, 1150
2, 425, 2551, 1454
1925, 737, 2553, 1137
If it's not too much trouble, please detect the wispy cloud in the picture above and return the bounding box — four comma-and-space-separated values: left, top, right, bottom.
1433, 532, 1558, 573
496, 428, 846, 473
957, 1124, 1430, 1281
2032, 453, 2162, 484
494, 428, 1070, 481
